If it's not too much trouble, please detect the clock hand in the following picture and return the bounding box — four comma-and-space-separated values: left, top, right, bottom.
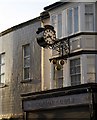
47, 34, 51, 38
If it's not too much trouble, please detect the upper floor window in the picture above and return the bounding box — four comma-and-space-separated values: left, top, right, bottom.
67, 9, 73, 34
51, 13, 62, 39
74, 7, 79, 33
51, 6, 79, 38
53, 64, 63, 89
85, 4, 94, 31
70, 58, 81, 86
67, 6, 79, 35
0, 53, 5, 84
58, 13, 62, 38
23, 44, 30, 80
51, 15, 57, 33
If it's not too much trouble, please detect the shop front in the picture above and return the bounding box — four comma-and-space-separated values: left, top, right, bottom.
21, 83, 97, 120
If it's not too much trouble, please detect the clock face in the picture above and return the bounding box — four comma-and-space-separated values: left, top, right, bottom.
43, 28, 56, 45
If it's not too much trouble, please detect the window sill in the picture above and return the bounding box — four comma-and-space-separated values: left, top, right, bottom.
21, 79, 32, 83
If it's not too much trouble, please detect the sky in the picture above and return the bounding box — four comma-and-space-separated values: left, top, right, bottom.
0, 0, 58, 32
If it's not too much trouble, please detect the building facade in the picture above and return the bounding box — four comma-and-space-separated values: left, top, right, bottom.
0, 17, 41, 119
0, 0, 97, 119
22, 1, 97, 120
42, 1, 97, 89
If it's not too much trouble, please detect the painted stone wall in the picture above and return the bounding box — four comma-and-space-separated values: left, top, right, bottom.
0, 19, 41, 119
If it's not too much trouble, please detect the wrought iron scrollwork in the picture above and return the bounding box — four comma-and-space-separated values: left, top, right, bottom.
36, 25, 70, 65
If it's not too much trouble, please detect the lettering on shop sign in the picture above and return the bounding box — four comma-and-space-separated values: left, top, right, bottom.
23, 93, 89, 111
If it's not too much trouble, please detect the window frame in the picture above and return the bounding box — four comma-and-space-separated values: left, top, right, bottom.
67, 8, 73, 35
70, 57, 81, 86
84, 3, 94, 31
50, 5, 80, 38
22, 44, 31, 81
0, 53, 5, 84
57, 13, 62, 38
74, 6, 79, 33
51, 12, 63, 39
67, 6, 79, 35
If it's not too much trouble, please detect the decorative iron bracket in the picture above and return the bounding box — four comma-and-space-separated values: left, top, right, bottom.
36, 25, 70, 65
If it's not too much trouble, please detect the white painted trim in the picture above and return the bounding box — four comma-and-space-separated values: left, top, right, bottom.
41, 48, 44, 91
68, 55, 81, 86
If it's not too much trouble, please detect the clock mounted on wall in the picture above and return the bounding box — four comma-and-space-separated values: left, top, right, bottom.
36, 25, 56, 48
43, 25, 56, 45
36, 24, 70, 63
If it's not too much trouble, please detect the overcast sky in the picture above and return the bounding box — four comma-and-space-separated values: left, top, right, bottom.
0, 0, 58, 32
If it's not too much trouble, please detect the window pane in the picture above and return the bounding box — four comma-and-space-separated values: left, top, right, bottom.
24, 45, 30, 57
74, 7, 79, 32
75, 58, 80, 65
75, 66, 80, 74
71, 75, 76, 86
68, 9, 72, 34
85, 4, 94, 31
23, 45, 30, 80
0, 53, 5, 84
71, 75, 81, 86
58, 13, 62, 38
24, 57, 30, 67
51, 15, 57, 31
70, 67, 75, 74
70, 59, 74, 67
24, 68, 30, 79
70, 58, 81, 86
85, 15, 94, 31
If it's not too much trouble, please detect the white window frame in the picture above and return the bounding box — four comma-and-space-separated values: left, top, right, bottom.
67, 8, 73, 35
50, 5, 80, 38
74, 6, 79, 33
69, 56, 81, 86
23, 44, 30, 80
50, 14, 57, 37
50, 12, 63, 39
0, 53, 5, 84
84, 3, 95, 31
67, 6, 80, 36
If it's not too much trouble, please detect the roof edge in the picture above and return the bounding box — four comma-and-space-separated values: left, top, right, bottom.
0, 16, 40, 36
44, 1, 66, 11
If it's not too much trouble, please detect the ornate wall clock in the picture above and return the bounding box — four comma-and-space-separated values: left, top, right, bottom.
36, 25, 56, 48
43, 25, 56, 45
